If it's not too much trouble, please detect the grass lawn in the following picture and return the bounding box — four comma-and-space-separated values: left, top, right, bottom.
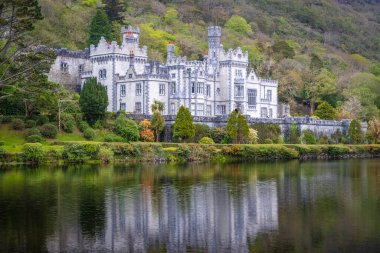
0, 124, 25, 146
0, 123, 115, 153
55, 129, 86, 142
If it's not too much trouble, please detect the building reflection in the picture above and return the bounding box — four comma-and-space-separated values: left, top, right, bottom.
46, 178, 279, 252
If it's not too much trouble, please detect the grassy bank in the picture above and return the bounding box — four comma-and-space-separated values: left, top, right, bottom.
1, 141, 380, 165
1, 122, 380, 164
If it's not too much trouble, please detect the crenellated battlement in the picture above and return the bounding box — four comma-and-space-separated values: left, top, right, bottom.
121, 25, 140, 35
220, 47, 249, 62
259, 78, 278, 86
90, 36, 148, 58
55, 48, 90, 59
208, 26, 222, 37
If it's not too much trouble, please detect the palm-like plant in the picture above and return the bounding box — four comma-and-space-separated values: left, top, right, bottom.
151, 100, 164, 113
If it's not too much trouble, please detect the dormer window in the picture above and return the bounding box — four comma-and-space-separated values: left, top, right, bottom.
171, 73, 176, 78
99, 69, 107, 79
61, 62, 68, 73
129, 74, 133, 79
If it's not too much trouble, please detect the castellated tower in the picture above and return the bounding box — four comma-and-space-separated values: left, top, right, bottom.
121, 26, 140, 45
167, 41, 175, 62
208, 26, 222, 68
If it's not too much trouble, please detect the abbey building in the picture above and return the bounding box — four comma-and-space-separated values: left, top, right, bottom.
48, 26, 279, 119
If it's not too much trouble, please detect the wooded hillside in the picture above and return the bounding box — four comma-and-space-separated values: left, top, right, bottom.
27, 0, 380, 119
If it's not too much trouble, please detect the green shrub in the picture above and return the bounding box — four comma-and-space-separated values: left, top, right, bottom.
193, 124, 210, 142
11, 118, 25, 130
221, 135, 232, 144
34, 115, 49, 125
25, 119, 37, 128
366, 131, 376, 144
0, 115, 12, 123
46, 149, 63, 160
247, 128, 259, 144
78, 120, 90, 132
318, 135, 329, 144
62, 144, 88, 162
62, 143, 99, 162
225, 145, 299, 160
210, 127, 229, 144
111, 143, 141, 157
104, 133, 124, 142
115, 113, 140, 141
166, 153, 177, 162
61, 114, 75, 133
22, 143, 45, 163
324, 145, 350, 156
348, 119, 363, 144
302, 130, 317, 144
177, 144, 191, 159
26, 135, 43, 143
173, 106, 195, 142
0, 146, 5, 156
264, 138, 273, 144
93, 120, 104, 129
83, 128, 95, 140
292, 145, 322, 155
40, 123, 58, 138
98, 146, 114, 163
313, 101, 337, 120
0, 141, 4, 146
25, 128, 41, 138
82, 143, 100, 157
252, 123, 281, 144
199, 137, 215, 144
331, 129, 343, 144
287, 123, 301, 144
221, 145, 241, 156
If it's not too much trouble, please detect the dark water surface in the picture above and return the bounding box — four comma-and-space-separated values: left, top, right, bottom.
1, 159, 380, 253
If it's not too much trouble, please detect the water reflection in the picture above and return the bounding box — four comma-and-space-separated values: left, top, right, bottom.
1, 159, 380, 252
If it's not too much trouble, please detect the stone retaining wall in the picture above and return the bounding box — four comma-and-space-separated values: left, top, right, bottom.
125, 114, 367, 141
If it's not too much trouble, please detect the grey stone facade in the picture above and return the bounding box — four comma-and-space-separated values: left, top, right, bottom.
48, 25, 279, 118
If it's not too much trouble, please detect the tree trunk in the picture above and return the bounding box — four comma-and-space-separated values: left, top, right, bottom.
58, 100, 61, 131
310, 100, 315, 114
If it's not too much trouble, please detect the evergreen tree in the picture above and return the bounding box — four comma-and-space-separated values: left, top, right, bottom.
79, 77, 108, 125
226, 110, 249, 144
348, 119, 363, 144
151, 100, 165, 142
103, 0, 125, 22
151, 111, 165, 142
114, 111, 139, 141
173, 106, 195, 142
88, 10, 113, 46
313, 101, 337, 120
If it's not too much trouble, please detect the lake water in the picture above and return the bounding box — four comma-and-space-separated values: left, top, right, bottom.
1, 159, 380, 253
